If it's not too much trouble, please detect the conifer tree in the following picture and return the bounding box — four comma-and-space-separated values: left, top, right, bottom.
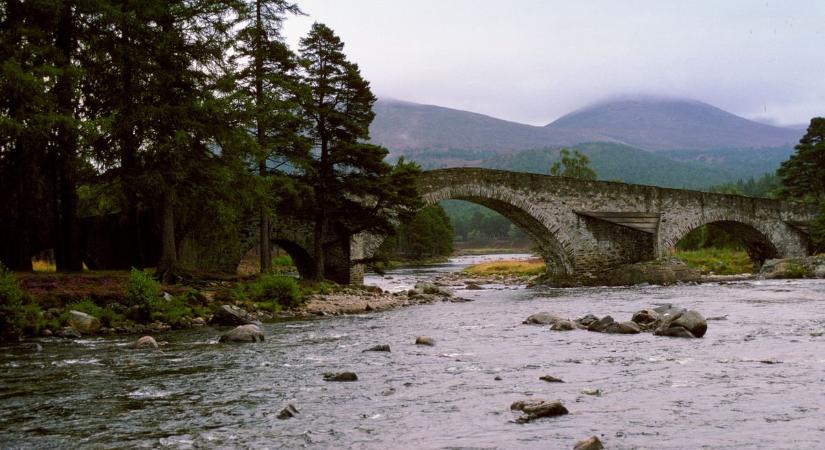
297, 23, 421, 280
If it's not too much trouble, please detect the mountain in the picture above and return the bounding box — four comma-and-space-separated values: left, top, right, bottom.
545, 97, 802, 151
369, 97, 802, 155
370, 99, 578, 153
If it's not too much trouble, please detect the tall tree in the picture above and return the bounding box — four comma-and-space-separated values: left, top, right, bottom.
778, 117, 825, 251
297, 23, 420, 280
549, 148, 597, 180
233, 0, 304, 273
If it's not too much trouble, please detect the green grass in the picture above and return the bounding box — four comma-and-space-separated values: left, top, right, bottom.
675, 248, 753, 275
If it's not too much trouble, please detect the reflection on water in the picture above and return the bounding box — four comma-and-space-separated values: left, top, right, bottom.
1, 256, 824, 449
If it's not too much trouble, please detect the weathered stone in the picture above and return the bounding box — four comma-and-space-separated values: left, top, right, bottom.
363, 344, 391, 352
576, 314, 599, 327
605, 321, 641, 334
277, 404, 299, 419
57, 326, 82, 339
672, 310, 707, 338
587, 316, 615, 332
523, 312, 564, 325
759, 256, 825, 279
574, 436, 604, 450
631, 309, 661, 330
539, 375, 564, 383
511, 399, 568, 423
67, 310, 101, 335
465, 283, 483, 290
551, 320, 576, 331
191, 317, 206, 326
415, 336, 435, 346
414, 282, 453, 297
323, 372, 358, 382
132, 336, 158, 349
581, 388, 602, 396
210, 304, 260, 327
654, 325, 695, 339
219, 324, 265, 343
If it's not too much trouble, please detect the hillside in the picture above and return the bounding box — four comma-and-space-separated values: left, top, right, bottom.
370, 97, 802, 155
546, 97, 802, 151
480, 143, 738, 190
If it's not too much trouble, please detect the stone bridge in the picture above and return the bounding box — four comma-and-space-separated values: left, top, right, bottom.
265, 168, 816, 284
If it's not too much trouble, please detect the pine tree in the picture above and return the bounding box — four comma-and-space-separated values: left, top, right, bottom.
778, 117, 825, 202
232, 0, 305, 273
297, 23, 420, 280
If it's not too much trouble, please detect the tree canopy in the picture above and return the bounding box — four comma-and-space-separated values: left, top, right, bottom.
549, 148, 597, 180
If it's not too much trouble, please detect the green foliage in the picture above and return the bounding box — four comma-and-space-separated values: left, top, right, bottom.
0, 267, 27, 340
783, 262, 811, 279
811, 201, 825, 253
549, 148, 597, 180
381, 204, 454, 260
240, 274, 302, 310
676, 248, 753, 275
272, 254, 296, 273
676, 224, 743, 251
440, 200, 529, 244
124, 269, 161, 308
68, 298, 103, 317
778, 117, 825, 202
709, 173, 781, 198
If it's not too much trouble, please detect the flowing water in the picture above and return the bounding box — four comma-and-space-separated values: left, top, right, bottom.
2, 255, 825, 449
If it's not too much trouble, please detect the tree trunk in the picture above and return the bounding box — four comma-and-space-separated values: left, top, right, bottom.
313, 131, 329, 280
255, 0, 272, 273
156, 191, 178, 283
54, 0, 82, 271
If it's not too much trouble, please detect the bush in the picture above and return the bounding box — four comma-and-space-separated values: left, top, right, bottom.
68, 298, 103, 317
0, 267, 26, 340
125, 268, 161, 306
244, 274, 302, 309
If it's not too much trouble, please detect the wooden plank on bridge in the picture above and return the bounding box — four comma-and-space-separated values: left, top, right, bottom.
575, 211, 660, 234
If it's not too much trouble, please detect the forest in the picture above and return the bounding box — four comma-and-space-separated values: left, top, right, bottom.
0, 0, 421, 281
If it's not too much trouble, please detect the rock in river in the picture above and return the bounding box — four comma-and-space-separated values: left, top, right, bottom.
415, 336, 435, 346
219, 324, 265, 343
56, 326, 82, 339
523, 312, 564, 325
210, 304, 260, 326
323, 372, 358, 382
132, 336, 158, 349
277, 404, 299, 419
363, 344, 391, 352
539, 375, 564, 383
510, 399, 568, 423
574, 436, 604, 450
605, 321, 641, 334
551, 320, 577, 331
587, 315, 615, 332
67, 310, 101, 335
631, 309, 661, 330
654, 309, 707, 338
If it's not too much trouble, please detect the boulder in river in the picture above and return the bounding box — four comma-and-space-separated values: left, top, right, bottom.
551, 320, 577, 331
56, 326, 82, 339
210, 304, 260, 327
363, 344, 391, 352
631, 309, 661, 330
587, 315, 615, 332
510, 399, 568, 423
523, 312, 564, 325
323, 372, 358, 382
132, 336, 158, 349
574, 436, 604, 450
759, 255, 825, 279
67, 310, 101, 335
465, 282, 483, 290
219, 324, 265, 343
605, 321, 641, 334
654, 308, 707, 338
575, 314, 599, 327
277, 404, 299, 419
539, 375, 564, 383
413, 282, 453, 297
415, 336, 435, 346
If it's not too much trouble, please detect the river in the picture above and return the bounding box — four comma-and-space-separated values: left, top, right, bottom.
1, 255, 824, 449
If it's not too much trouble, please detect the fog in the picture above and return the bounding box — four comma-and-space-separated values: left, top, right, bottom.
283, 0, 825, 126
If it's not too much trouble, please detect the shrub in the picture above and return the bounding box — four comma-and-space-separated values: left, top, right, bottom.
0, 266, 26, 340
245, 274, 302, 309
148, 295, 193, 326
68, 298, 103, 317
125, 268, 161, 307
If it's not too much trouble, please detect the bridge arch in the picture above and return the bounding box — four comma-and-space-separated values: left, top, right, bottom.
419, 173, 575, 275
660, 212, 784, 267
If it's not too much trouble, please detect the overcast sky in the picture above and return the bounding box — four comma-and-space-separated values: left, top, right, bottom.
282, 0, 825, 127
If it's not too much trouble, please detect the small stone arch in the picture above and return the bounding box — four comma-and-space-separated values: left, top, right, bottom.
272, 239, 316, 279
421, 184, 576, 276
663, 217, 779, 267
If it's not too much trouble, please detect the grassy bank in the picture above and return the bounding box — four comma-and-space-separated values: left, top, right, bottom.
674, 248, 753, 275
463, 258, 546, 276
